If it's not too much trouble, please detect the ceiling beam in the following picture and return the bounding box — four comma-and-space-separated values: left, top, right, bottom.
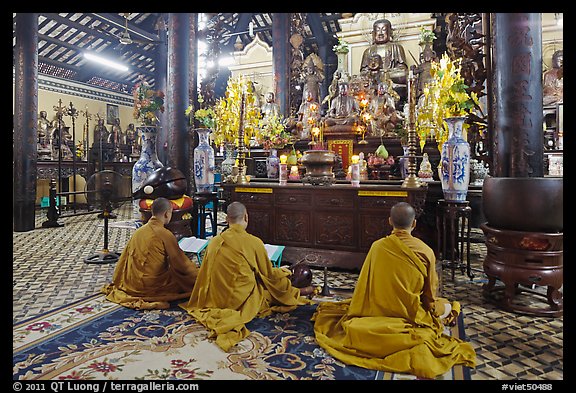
41, 13, 155, 59
92, 13, 160, 42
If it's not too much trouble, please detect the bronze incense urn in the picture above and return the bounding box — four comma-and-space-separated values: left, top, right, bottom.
300, 150, 336, 186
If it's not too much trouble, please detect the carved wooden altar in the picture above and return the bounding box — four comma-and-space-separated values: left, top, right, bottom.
222, 181, 427, 270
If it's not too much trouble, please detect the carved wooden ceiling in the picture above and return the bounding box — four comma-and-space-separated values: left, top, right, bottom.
13, 13, 348, 95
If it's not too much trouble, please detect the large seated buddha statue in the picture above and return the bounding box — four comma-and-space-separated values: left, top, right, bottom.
360, 18, 408, 106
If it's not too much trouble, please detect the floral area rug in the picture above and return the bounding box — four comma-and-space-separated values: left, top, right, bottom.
13, 293, 471, 380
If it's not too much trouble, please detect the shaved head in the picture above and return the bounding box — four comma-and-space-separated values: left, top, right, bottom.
226, 201, 247, 224
390, 202, 416, 230
151, 197, 172, 217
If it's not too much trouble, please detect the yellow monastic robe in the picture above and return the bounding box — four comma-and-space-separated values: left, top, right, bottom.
180, 224, 311, 351
312, 229, 476, 379
101, 216, 198, 310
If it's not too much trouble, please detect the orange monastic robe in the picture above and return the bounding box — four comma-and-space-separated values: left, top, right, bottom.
180, 224, 311, 351
312, 229, 476, 379
101, 216, 198, 310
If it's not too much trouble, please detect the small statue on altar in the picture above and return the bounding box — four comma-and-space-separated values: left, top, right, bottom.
361, 52, 386, 94
418, 152, 434, 182
358, 152, 369, 180
50, 116, 74, 160
108, 117, 123, 146
125, 123, 136, 146
93, 118, 109, 145
360, 18, 408, 105
37, 110, 54, 160
325, 81, 360, 130
543, 49, 563, 106
297, 91, 321, 139
369, 80, 404, 137
300, 53, 324, 105
260, 92, 281, 125
322, 69, 343, 113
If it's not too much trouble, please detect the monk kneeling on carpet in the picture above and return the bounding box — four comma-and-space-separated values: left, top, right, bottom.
102, 197, 198, 310
312, 202, 476, 379
180, 201, 314, 352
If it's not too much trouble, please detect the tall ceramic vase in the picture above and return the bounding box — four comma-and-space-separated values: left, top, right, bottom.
221, 142, 236, 178
438, 116, 470, 202
193, 128, 215, 193
266, 149, 280, 178
132, 126, 163, 217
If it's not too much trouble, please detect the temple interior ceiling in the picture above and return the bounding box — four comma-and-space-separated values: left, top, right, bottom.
12, 13, 347, 94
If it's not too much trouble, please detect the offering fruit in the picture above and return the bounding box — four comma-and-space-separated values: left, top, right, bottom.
375, 144, 389, 159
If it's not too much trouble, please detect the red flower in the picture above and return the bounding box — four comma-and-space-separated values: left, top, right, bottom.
88, 361, 117, 374
26, 322, 51, 331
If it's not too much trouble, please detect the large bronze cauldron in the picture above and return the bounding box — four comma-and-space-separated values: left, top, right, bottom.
300, 150, 336, 186
482, 176, 563, 233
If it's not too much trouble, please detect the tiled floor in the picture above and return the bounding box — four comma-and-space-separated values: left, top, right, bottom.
13, 201, 563, 380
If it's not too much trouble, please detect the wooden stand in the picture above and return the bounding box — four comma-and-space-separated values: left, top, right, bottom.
436, 199, 473, 280
481, 223, 563, 317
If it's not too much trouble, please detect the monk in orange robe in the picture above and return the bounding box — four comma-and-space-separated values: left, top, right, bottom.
312, 202, 476, 379
101, 197, 198, 310
180, 201, 313, 352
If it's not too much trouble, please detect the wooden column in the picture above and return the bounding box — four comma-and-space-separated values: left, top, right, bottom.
272, 13, 291, 117
187, 13, 199, 195
13, 13, 38, 232
166, 13, 190, 171
490, 13, 543, 177
155, 13, 168, 165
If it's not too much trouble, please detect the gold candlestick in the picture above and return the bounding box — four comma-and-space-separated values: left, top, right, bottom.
236, 90, 249, 184
402, 68, 423, 188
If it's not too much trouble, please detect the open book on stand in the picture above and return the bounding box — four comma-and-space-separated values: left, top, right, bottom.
178, 237, 209, 253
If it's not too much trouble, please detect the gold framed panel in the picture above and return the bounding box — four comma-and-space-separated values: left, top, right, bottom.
327, 139, 354, 170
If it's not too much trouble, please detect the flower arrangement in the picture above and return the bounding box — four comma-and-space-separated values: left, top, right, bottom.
132, 79, 165, 126
212, 75, 262, 147
258, 113, 292, 150
416, 53, 480, 151
185, 94, 217, 129
419, 27, 437, 44
332, 37, 350, 54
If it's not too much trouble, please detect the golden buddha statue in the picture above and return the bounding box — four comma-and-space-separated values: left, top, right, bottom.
360, 19, 408, 104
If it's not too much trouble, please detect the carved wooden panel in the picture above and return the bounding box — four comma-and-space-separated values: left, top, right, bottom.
235, 192, 273, 206
276, 210, 311, 243
247, 209, 273, 243
275, 193, 312, 207
313, 193, 355, 209
223, 182, 429, 269
314, 211, 355, 248
358, 196, 405, 209
359, 214, 391, 249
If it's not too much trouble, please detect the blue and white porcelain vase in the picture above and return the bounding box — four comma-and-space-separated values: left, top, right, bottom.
266, 149, 280, 179
438, 116, 470, 201
193, 128, 215, 193
132, 126, 163, 216
221, 142, 236, 177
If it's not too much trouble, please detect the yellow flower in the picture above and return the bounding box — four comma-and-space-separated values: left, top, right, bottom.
416, 53, 480, 151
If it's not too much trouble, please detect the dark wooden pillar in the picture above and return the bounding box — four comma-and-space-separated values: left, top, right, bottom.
155, 14, 168, 165
272, 13, 291, 117
187, 13, 199, 195
13, 13, 39, 232
166, 13, 190, 171
490, 13, 543, 177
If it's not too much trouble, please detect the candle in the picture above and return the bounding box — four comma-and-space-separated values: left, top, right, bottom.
351, 155, 360, 164
279, 163, 288, 185
280, 154, 287, 164
289, 165, 300, 180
